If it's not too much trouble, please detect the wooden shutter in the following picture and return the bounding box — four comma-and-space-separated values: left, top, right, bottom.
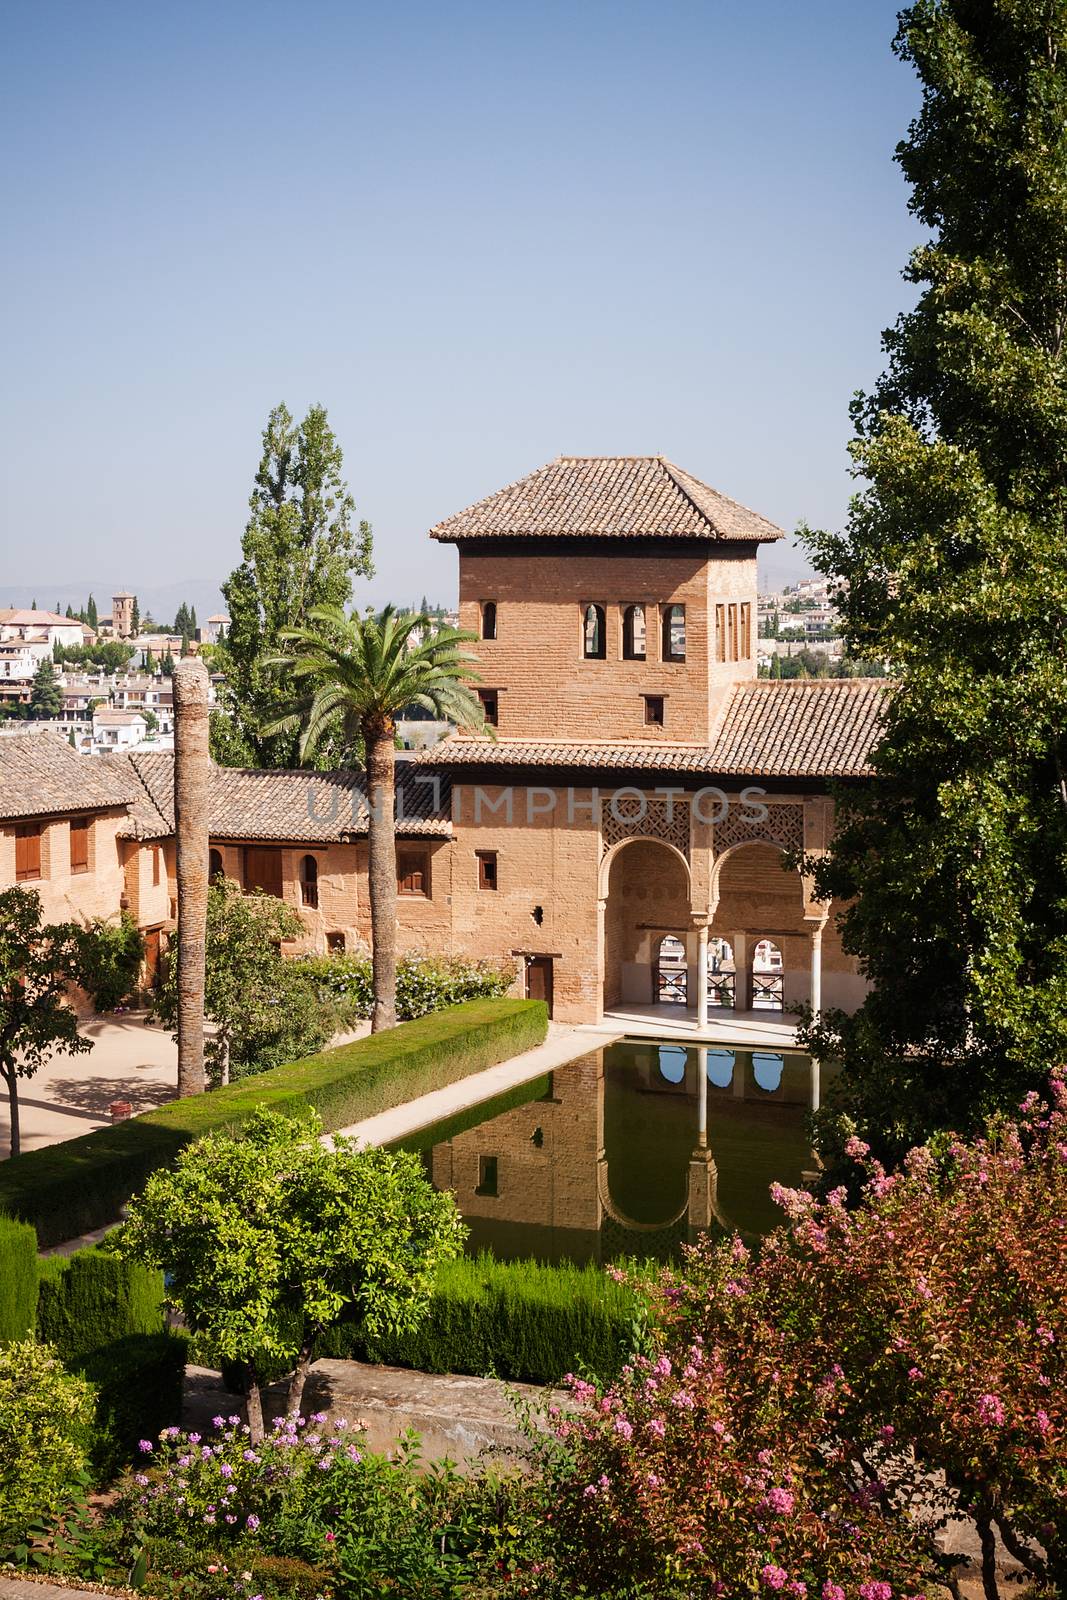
15, 824, 41, 881
397, 850, 429, 895
244, 846, 283, 898
69, 818, 89, 872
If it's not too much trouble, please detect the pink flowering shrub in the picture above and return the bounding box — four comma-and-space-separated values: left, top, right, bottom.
525, 1073, 1067, 1597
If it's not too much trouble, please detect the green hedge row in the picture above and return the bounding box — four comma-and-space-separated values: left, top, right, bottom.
317, 1253, 647, 1387
0, 998, 548, 1248
0, 1215, 38, 1342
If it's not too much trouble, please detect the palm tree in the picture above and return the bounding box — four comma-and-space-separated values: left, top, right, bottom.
266, 606, 486, 1031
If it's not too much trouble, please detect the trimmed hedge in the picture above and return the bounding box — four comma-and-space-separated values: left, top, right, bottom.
35, 1247, 185, 1468
317, 1253, 647, 1387
37, 1247, 166, 1361
0, 1214, 38, 1342
0, 998, 548, 1248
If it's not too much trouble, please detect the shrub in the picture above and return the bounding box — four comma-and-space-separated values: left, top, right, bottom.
0, 1213, 38, 1341
301, 949, 516, 1021
320, 1253, 649, 1386
0, 997, 547, 1248
36, 1246, 166, 1359
73, 912, 145, 1011
523, 1074, 1067, 1598
0, 1340, 97, 1553
35, 1247, 185, 1468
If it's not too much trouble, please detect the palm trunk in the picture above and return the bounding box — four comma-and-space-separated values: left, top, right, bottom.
173, 658, 211, 1096
2, 1064, 20, 1159
366, 725, 397, 1032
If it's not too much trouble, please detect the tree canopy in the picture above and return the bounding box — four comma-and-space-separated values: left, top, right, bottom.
803, 0, 1067, 1161
212, 403, 374, 768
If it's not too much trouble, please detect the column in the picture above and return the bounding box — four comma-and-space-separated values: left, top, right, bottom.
808, 918, 825, 1113
696, 923, 709, 1031
696, 1045, 708, 1147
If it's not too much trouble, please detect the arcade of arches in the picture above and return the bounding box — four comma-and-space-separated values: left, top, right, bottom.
602, 835, 862, 1019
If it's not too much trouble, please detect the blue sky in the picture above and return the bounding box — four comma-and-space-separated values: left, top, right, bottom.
0, 1, 922, 608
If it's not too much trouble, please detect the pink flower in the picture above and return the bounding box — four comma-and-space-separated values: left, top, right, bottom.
822, 1586, 846, 1600
762, 1565, 789, 1591
976, 1393, 1005, 1426
763, 1485, 795, 1515
1035, 1410, 1051, 1435
844, 1134, 870, 1159
859, 1585, 892, 1600
613, 1416, 634, 1441
646, 1417, 665, 1437
655, 1355, 672, 1377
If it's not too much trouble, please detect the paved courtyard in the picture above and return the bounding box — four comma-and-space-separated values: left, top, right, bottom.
0, 1010, 180, 1157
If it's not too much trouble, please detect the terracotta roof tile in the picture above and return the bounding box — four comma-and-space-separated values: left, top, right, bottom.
415, 680, 888, 780
0, 732, 141, 822
429, 456, 784, 544
123, 753, 451, 842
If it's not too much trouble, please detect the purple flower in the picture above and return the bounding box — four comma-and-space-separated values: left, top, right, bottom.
762, 1566, 789, 1592
613, 1418, 633, 1440
211, 1414, 225, 1428
976, 1393, 1005, 1426
137, 1439, 154, 1453
219, 1462, 234, 1477
188, 1432, 201, 1444
246, 1513, 260, 1532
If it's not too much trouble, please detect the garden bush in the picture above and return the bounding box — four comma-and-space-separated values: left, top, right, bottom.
0, 1212, 38, 1341
73, 912, 145, 1011
319, 1253, 649, 1386
0, 1340, 97, 1554
36, 1246, 186, 1467
523, 1073, 1067, 1597
301, 949, 516, 1022
0, 997, 547, 1247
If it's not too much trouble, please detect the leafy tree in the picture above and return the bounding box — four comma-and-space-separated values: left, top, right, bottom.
0, 1342, 96, 1551
64, 605, 75, 620
802, 0, 1067, 1163
131, 596, 139, 636
0, 888, 91, 1158
73, 913, 145, 1011
152, 877, 337, 1085
160, 649, 175, 676
30, 598, 37, 611
117, 1106, 465, 1440
266, 606, 485, 1030
213, 403, 374, 768
85, 595, 97, 631
143, 708, 158, 734
51, 641, 136, 672
29, 658, 61, 720
769, 652, 781, 680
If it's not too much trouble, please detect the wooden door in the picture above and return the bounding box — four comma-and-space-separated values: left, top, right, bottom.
244, 846, 283, 898
143, 928, 162, 991
526, 956, 554, 1016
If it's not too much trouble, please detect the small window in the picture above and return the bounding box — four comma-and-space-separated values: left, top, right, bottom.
477, 850, 498, 891
300, 854, 319, 909
644, 695, 665, 727
662, 604, 686, 662
622, 604, 646, 661
209, 848, 224, 881
152, 845, 161, 886
70, 817, 89, 873
398, 849, 431, 897
740, 601, 752, 660
15, 823, 42, 882
481, 601, 497, 641
727, 603, 738, 662
583, 603, 606, 660
715, 603, 726, 663
476, 1155, 499, 1197
326, 930, 346, 953
478, 689, 499, 728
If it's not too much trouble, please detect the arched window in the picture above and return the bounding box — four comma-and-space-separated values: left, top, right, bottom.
481, 601, 497, 640
707, 936, 736, 1009
656, 934, 687, 1005
208, 848, 224, 882
705, 1048, 735, 1089
622, 604, 646, 660
662, 604, 686, 662
300, 854, 319, 909
583, 603, 606, 660
657, 1043, 687, 1084
751, 938, 784, 1010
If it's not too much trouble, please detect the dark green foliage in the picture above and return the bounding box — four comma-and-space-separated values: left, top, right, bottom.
29, 658, 61, 719
300, 950, 515, 1021
36, 1247, 165, 1359
0, 999, 548, 1247
0, 1214, 38, 1341
319, 1253, 645, 1386
35, 1247, 184, 1467
72, 914, 145, 1012
51, 641, 136, 672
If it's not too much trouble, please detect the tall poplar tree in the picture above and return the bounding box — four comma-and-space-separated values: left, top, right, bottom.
805, 0, 1067, 1162
212, 403, 373, 767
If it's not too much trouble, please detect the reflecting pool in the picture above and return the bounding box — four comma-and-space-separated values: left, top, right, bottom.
393, 1038, 827, 1264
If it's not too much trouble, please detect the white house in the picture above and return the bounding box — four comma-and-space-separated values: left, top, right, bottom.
0, 609, 85, 650
92, 708, 148, 750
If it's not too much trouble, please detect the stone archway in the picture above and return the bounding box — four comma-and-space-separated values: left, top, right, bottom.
603, 837, 692, 1009
711, 841, 809, 1012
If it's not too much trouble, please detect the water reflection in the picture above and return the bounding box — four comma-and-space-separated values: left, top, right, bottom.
395, 1040, 826, 1265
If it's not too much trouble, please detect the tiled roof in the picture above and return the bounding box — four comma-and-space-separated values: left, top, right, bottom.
0, 609, 72, 626
415, 679, 888, 780
0, 732, 141, 822
429, 456, 784, 544
709, 679, 887, 778
123, 753, 451, 842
